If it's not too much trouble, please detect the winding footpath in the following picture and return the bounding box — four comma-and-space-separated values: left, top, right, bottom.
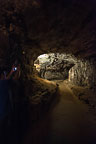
24, 81, 96, 144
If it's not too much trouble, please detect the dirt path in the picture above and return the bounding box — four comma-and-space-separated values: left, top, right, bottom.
24, 81, 96, 144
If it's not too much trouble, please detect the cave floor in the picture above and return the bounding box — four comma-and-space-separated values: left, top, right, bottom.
23, 81, 96, 144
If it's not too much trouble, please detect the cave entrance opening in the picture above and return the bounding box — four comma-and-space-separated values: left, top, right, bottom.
34, 53, 76, 81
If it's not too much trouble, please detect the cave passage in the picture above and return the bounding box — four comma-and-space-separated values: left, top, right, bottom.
23, 81, 96, 144
0, 0, 96, 144
34, 53, 75, 80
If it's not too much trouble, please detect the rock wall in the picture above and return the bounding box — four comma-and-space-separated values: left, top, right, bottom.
69, 60, 96, 87
35, 53, 75, 80
0, 0, 96, 102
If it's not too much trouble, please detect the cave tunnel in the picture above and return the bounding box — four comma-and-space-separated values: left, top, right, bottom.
34, 53, 96, 87
0, 0, 96, 144
34, 53, 75, 80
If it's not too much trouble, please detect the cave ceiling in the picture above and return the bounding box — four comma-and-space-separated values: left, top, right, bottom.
0, 0, 96, 66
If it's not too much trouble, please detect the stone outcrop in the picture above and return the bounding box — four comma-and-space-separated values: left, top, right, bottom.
69, 60, 96, 87
35, 53, 96, 88
34, 53, 75, 80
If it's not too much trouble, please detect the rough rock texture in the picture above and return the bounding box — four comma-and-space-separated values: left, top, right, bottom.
35, 53, 75, 80
35, 53, 96, 87
0, 0, 96, 67
0, 0, 96, 102
68, 81, 96, 110
69, 60, 96, 87
24, 76, 56, 104
25, 76, 58, 120
1, 2, 96, 141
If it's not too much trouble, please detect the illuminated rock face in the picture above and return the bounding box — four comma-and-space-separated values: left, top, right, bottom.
34, 53, 75, 80
35, 53, 96, 87
69, 60, 96, 87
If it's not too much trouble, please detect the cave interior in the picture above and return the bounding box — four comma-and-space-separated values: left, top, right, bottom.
0, 0, 96, 144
